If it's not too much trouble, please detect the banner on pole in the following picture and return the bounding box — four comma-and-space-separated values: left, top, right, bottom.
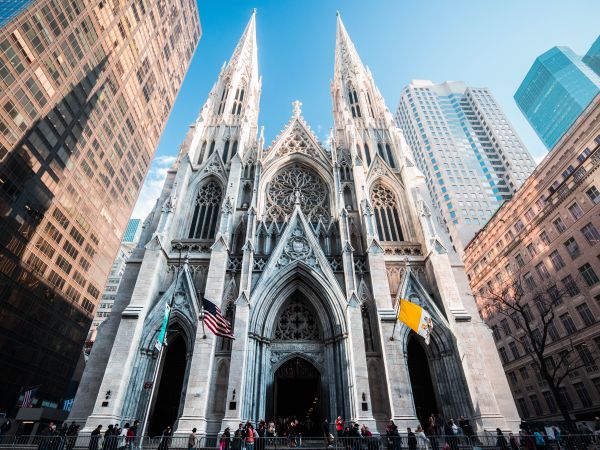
155, 303, 171, 351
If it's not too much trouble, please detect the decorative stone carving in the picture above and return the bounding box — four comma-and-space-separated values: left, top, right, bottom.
266, 165, 329, 224
274, 300, 320, 340
277, 225, 318, 268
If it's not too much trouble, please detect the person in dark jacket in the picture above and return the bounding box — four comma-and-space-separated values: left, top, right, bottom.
408, 428, 417, 450
496, 429, 509, 450
88, 426, 102, 450
158, 426, 172, 450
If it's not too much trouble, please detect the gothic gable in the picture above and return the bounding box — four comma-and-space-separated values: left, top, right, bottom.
396, 267, 449, 328
252, 205, 344, 296
263, 103, 330, 167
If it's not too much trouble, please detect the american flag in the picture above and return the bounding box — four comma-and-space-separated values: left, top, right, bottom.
201, 297, 235, 339
21, 387, 38, 408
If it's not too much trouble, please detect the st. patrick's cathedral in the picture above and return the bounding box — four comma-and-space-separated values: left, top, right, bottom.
70, 11, 520, 436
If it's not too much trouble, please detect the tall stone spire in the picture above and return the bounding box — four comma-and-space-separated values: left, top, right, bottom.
190, 9, 261, 166
334, 12, 367, 82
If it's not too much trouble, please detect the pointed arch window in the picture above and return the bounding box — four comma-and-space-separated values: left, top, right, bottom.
231, 140, 238, 158
208, 140, 216, 156
364, 143, 371, 166
348, 87, 361, 118
197, 141, 207, 164
366, 91, 375, 118
340, 159, 352, 181
217, 85, 229, 115
362, 304, 375, 353
231, 87, 245, 116
188, 181, 222, 240
371, 183, 404, 242
222, 139, 230, 163
378, 142, 396, 168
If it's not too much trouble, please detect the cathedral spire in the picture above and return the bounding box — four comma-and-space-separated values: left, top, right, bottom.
226, 9, 258, 79
334, 12, 367, 82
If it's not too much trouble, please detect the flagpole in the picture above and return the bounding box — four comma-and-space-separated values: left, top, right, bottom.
390, 297, 401, 341
139, 243, 184, 440
198, 292, 206, 339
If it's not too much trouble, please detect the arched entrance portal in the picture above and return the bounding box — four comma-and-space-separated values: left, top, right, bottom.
148, 334, 187, 436
274, 357, 321, 435
407, 337, 438, 427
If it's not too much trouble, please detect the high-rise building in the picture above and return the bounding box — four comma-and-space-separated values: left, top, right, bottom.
0, 0, 35, 27
122, 218, 142, 243
583, 36, 600, 76
515, 40, 600, 150
396, 80, 536, 255
0, 0, 200, 412
71, 11, 519, 435
87, 219, 142, 348
465, 94, 600, 423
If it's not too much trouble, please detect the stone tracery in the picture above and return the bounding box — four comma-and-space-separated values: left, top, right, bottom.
274, 299, 320, 341
265, 165, 330, 223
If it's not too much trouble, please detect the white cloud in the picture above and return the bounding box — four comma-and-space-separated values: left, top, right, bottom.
130, 155, 177, 220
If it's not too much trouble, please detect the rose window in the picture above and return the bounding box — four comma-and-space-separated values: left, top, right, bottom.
274, 300, 320, 340
265, 165, 329, 223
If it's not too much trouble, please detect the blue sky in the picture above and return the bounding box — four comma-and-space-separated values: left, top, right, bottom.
132, 0, 600, 219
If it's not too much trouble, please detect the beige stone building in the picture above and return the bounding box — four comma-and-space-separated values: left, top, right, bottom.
465, 94, 600, 422
0, 0, 199, 411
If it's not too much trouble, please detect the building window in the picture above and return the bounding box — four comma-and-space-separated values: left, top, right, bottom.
522, 305, 534, 322
371, 184, 405, 242
529, 394, 543, 416
540, 230, 551, 245
188, 181, 223, 240
516, 253, 525, 267
516, 398, 529, 419
579, 263, 599, 286
508, 371, 518, 385
519, 366, 529, 380
501, 319, 511, 335
499, 347, 509, 364
543, 391, 557, 413
553, 217, 567, 234
217, 85, 229, 115
526, 243, 537, 258
524, 272, 537, 290
559, 386, 574, 409
573, 382, 593, 407
549, 250, 565, 271
492, 325, 501, 341
364, 144, 372, 166
562, 275, 580, 297
560, 313, 577, 334
348, 87, 361, 118
548, 322, 560, 341
509, 341, 520, 359
575, 343, 596, 370
576, 303, 595, 327
515, 220, 524, 233
564, 237, 581, 259
547, 284, 562, 305
535, 262, 550, 280
586, 186, 600, 205
231, 87, 244, 115
222, 139, 230, 163
581, 223, 600, 245
568, 203, 584, 221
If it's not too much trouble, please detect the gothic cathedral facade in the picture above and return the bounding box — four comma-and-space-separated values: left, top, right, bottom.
70, 12, 520, 436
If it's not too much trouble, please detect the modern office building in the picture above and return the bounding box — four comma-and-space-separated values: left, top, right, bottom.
0, 0, 200, 412
86, 219, 142, 348
583, 36, 600, 76
396, 80, 536, 256
122, 218, 142, 243
465, 94, 600, 422
515, 39, 600, 150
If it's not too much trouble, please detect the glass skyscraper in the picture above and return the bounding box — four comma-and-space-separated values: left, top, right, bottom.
583, 36, 600, 76
397, 80, 537, 255
122, 218, 141, 243
0, 0, 200, 412
515, 41, 600, 150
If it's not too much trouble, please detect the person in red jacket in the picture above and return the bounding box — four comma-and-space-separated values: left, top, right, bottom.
335, 417, 344, 438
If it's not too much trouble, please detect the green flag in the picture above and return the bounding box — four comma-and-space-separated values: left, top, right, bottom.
155, 303, 171, 351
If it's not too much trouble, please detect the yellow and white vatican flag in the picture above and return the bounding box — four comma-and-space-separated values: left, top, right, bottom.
397, 299, 433, 345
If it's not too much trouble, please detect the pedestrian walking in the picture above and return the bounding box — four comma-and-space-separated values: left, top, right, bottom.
188, 428, 198, 450
220, 427, 231, 450
408, 428, 417, 450
89, 426, 102, 450
336, 417, 344, 438
496, 429, 509, 450
158, 426, 172, 450
415, 425, 430, 450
